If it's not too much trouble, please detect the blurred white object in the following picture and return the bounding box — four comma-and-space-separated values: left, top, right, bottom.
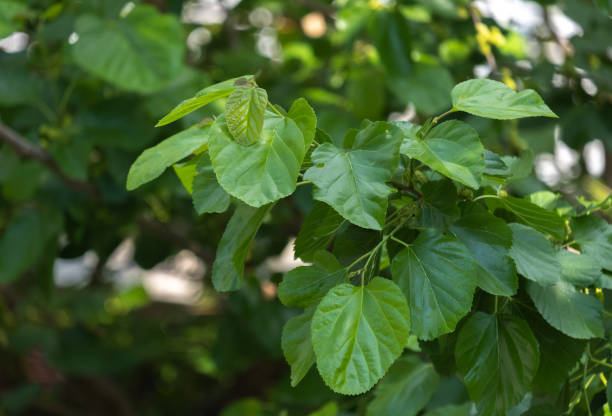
0, 32, 28, 53
583, 139, 606, 177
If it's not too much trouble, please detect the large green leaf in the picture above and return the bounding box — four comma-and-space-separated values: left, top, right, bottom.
72, 6, 184, 93
225, 86, 268, 146
211, 204, 271, 291
508, 223, 561, 285
400, 121, 485, 189
451, 79, 557, 119
455, 312, 539, 416
287, 98, 317, 151
572, 215, 612, 271
126, 126, 209, 190
278, 251, 346, 308
366, 356, 440, 416
294, 202, 345, 262
490, 196, 566, 241
391, 229, 477, 340
450, 203, 517, 296
156, 76, 251, 126
527, 281, 604, 339
304, 122, 402, 230
418, 179, 460, 229
281, 307, 316, 387
557, 250, 601, 287
209, 113, 306, 207
311, 277, 410, 395
192, 153, 231, 214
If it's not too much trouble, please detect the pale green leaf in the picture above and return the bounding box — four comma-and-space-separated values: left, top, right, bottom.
572, 215, 612, 271
278, 251, 346, 308
391, 229, 477, 340
455, 312, 539, 416
451, 79, 557, 119
211, 203, 271, 291
366, 356, 439, 416
225, 86, 268, 146
209, 113, 306, 207
192, 153, 231, 214
72, 6, 184, 93
450, 203, 517, 296
304, 122, 402, 230
156, 76, 251, 126
126, 126, 209, 190
288, 98, 317, 151
281, 307, 316, 387
558, 250, 601, 287
311, 277, 410, 395
508, 223, 561, 285
173, 157, 198, 193
400, 120, 485, 189
527, 280, 604, 339
294, 202, 345, 262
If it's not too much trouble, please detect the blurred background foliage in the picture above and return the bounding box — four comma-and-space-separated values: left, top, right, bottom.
0, 0, 611, 414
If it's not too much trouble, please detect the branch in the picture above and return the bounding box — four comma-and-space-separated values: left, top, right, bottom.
0, 122, 99, 199
469, 4, 497, 74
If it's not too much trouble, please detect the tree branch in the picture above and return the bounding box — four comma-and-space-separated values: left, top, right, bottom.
0, 122, 99, 199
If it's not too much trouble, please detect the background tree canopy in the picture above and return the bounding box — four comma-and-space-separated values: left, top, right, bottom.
0, 0, 611, 415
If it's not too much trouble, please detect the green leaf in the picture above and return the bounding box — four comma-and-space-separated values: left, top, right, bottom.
423, 403, 472, 416
294, 202, 345, 262
173, 158, 198, 193
390, 64, 454, 115
126, 126, 209, 190
366, 356, 440, 416
418, 179, 460, 229
287, 98, 317, 151
278, 251, 346, 308
211, 203, 271, 291
156, 76, 251, 126
371, 11, 411, 79
572, 215, 612, 271
557, 250, 601, 287
304, 122, 402, 230
484, 150, 511, 176
400, 120, 485, 189
281, 307, 316, 387
192, 153, 231, 214
308, 402, 338, 416
391, 229, 477, 340
225, 86, 268, 146
311, 277, 410, 395
455, 312, 539, 416
508, 223, 561, 285
209, 113, 306, 207
451, 79, 557, 120
72, 6, 184, 93
450, 203, 517, 296
527, 280, 604, 339
492, 196, 566, 241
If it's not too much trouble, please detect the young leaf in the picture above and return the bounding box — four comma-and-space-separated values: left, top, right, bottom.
225, 86, 268, 146
156, 76, 251, 126
391, 229, 477, 340
209, 113, 306, 207
508, 223, 561, 285
72, 6, 184, 93
192, 153, 231, 214
173, 157, 198, 193
557, 250, 601, 287
572, 215, 612, 271
281, 307, 316, 387
450, 203, 517, 296
211, 203, 271, 291
126, 125, 210, 190
366, 356, 440, 416
278, 251, 346, 308
311, 277, 410, 395
304, 121, 402, 230
400, 120, 485, 189
287, 98, 317, 151
294, 202, 345, 262
527, 280, 604, 339
455, 312, 539, 416
451, 79, 557, 120
491, 196, 566, 241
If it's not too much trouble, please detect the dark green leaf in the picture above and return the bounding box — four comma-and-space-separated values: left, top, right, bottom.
493, 196, 566, 241
508, 223, 561, 285
294, 202, 345, 262
558, 250, 601, 287
311, 277, 410, 395
572, 215, 612, 271
281, 307, 316, 387
192, 153, 231, 214
455, 312, 539, 416
484, 150, 511, 176
418, 180, 460, 229
391, 229, 477, 340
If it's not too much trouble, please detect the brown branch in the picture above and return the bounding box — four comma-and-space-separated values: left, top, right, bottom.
0, 122, 99, 199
